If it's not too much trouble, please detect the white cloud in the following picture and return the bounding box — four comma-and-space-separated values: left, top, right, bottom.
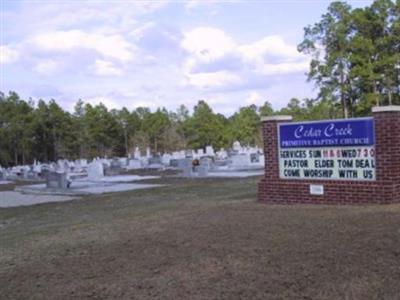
181, 27, 309, 90
181, 27, 235, 64
245, 91, 264, 105
83, 93, 161, 111
181, 27, 238, 88
185, 71, 242, 89
84, 96, 121, 110
239, 35, 302, 62
239, 35, 309, 75
257, 61, 309, 75
34, 59, 62, 74
0, 46, 19, 64
31, 30, 136, 62
93, 60, 123, 76
4, 1, 170, 37
185, 0, 240, 11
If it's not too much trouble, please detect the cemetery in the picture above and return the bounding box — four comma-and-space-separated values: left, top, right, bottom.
0, 141, 264, 207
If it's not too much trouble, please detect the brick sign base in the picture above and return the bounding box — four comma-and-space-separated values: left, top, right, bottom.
258, 107, 400, 204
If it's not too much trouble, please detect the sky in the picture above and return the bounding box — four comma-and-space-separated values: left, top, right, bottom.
1, 0, 373, 116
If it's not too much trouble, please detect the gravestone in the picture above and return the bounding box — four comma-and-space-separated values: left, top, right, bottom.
146, 147, 151, 158
128, 159, 141, 169
41, 167, 50, 180
182, 166, 192, 177
177, 158, 192, 170
200, 157, 213, 170
87, 162, 104, 180
33, 163, 42, 174
216, 148, 228, 160
134, 147, 141, 159
169, 159, 179, 168
184, 150, 193, 159
105, 159, 122, 176
46, 171, 69, 189
119, 157, 129, 167
73, 161, 83, 173
197, 149, 205, 157
27, 166, 37, 180
230, 154, 251, 168
162, 154, 172, 166
233, 141, 242, 153
149, 156, 162, 165
21, 168, 28, 179
78, 159, 88, 168
205, 146, 214, 156
197, 165, 208, 177
250, 153, 260, 163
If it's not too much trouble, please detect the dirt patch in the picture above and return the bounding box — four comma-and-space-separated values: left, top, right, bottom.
1, 176, 400, 299
122, 168, 180, 177
0, 180, 44, 192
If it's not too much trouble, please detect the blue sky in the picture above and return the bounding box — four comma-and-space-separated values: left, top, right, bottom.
1, 0, 373, 116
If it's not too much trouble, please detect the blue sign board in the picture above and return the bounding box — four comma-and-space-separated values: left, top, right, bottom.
279, 118, 375, 148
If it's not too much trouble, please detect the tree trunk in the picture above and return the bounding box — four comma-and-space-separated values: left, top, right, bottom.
373, 81, 380, 106
124, 128, 128, 156
14, 148, 18, 166
387, 78, 393, 106
52, 127, 57, 161
339, 61, 349, 118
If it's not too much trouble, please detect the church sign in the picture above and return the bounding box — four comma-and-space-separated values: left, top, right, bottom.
278, 118, 376, 181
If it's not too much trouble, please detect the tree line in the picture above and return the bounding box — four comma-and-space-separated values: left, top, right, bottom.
1, 0, 398, 167
0, 91, 339, 167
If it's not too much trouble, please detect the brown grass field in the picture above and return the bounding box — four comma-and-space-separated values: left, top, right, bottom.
1, 175, 400, 299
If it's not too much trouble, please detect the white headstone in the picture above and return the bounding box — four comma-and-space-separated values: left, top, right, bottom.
162, 154, 172, 165
217, 148, 228, 160
146, 147, 151, 158
87, 162, 104, 180
230, 154, 251, 168
134, 147, 141, 159
233, 141, 242, 153
128, 159, 142, 169
78, 159, 88, 167
205, 146, 214, 156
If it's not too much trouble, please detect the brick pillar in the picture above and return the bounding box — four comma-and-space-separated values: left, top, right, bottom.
258, 116, 292, 201
373, 106, 400, 200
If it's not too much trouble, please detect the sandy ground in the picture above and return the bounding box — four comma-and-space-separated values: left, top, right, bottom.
16, 182, 164, 197
206, 170, 264, 177
0, 191, 77, 208
71, 183, 163, 194
0, 181, 13, 185
90, 175, 159, 182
